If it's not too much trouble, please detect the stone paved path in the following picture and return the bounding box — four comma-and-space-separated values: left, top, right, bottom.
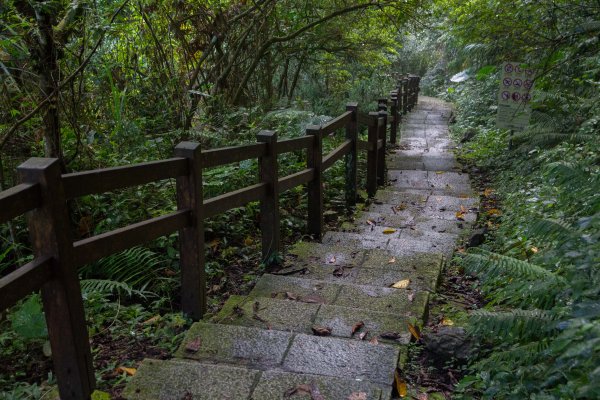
124, 97, 477, 399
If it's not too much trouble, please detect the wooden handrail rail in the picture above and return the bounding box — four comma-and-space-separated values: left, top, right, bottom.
72, 210, 190, 267
0, 183, 41, 223
320, 111, 353, 135
62, 158, 188, 199
203, 183, 267, 218
276, 136, 314, 154
322, 139, 352, 171
0, 256, 53, 310
201, 143, 267, 168
278, 168, 315, 193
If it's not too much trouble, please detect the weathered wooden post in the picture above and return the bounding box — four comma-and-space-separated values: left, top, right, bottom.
306, 125, 323, 239
377, 107, 388, 186
257, 130, 280, 263
402, 77, 409, 114
18, 158, 95, 400
366, 112, 379, 197
175, 142, 205, 320
389, 92, 399, 144
345, 102, 358, 209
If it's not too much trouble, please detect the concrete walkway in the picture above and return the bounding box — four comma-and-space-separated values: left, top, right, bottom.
124, 97, 477, 399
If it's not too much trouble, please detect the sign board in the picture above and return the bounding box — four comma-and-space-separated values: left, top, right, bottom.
496, 62, 535, 131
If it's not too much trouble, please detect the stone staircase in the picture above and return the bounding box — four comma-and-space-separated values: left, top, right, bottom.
124, 97, 477, 399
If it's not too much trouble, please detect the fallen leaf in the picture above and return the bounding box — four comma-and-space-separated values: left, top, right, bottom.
380, 332, 402, 340
184, 338, 202, 353
311, 326, 332, 336
301, 295, 326, 304
530, 246, 539, 254
408, 323, 421, 341
358, 331, 369, 340
328, 255, 337, 264
383, 228, 397, 234
162, 268, 177, 276
388, 257, 396, 264
396, 203, 407, 211
208, 239, 220, 250
435, 171, 445, 174
285, 292, 298, 301
442, 317, 454, 326
116, 366, 137, 376
244, 236, 253, 246
285, 384, 312, 397
420, 197, 428, 203
142, 315, 160, 325
394, 370, 407, 397
488, 208, 502, 216
408, 292, 415, 302
369, 337, 379, 345
455, 211, 465, 221
460, 205, 467, 213
351, 321, 365, 335
333, 266, 345, 277
366, 219, 375, 226
483, 188, 493, 197
391, 279, 410, 289
459, 193, 469, 199
347, 392, 367, 400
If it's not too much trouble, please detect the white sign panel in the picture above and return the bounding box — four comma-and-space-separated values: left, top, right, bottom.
497, 62, 535, 131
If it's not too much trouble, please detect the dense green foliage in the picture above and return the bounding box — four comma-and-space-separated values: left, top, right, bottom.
425, 1, 600, 398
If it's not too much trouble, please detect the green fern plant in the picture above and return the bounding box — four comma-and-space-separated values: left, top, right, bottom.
80, 246, 165, 294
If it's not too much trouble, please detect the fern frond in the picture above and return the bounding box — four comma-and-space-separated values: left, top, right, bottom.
475, 339, 550, 369
528, 219, 579, 243
80, 279, 149, 298
464, 249, 564, 284
469, 309, 557, 340
80, 246, 164, 292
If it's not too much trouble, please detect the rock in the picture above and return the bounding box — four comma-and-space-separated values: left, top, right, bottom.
467, 228, 487, 248
422, 326, 476, 366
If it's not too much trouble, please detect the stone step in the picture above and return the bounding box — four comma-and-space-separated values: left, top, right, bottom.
211, 294, 415, 343
322, 230, 454, 257
250, 274, 428, 317
124, 358, 392, 399
387, 169, 472, 195
278, 249, 442, 291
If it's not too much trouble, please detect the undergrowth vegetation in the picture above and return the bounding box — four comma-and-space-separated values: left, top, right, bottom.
429, 1, 600, 397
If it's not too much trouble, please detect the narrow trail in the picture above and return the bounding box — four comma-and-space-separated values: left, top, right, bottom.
125, 96, 478, 399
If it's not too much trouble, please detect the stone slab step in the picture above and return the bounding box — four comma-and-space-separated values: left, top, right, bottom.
274, 253, 439, 290
124, 358, 392, 400
354, 211, 471, 236
211, 294, 416, 342
322, 230, 454, 257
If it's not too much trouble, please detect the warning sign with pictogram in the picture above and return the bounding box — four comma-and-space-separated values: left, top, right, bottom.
497, 61, 535, 130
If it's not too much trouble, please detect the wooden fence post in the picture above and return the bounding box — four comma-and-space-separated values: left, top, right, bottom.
345, 102, 358, 209
389, 92, 399, 145
366, 112, 379, 197
257, 130, 280, 263
174, 142, 205, 320
377, 108, 388, 186
306, 125, 323, 239
18, 158, 94, 400
402, 78, 409, 115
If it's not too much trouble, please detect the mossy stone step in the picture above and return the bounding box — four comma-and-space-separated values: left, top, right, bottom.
248, 274, 429, 319
210, 294, 415, 342
286, 241, 366, 269
354, 211, 470, 236
124, 358, 392, 400
276, 251, 442, 291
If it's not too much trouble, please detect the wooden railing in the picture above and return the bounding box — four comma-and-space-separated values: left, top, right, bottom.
0, 75, 420, 399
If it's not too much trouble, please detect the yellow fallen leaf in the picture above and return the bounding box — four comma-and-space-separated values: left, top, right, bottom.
488, 208, 502, 216
383, 228, 397, 234
142, 315, 160, 325
394, 370, 408, 397
420, 197, 427, 203
459, 193, 469, 199
244, 236, 253, 246
483, 188, 494, 197
391, 279, 410, 289
530, 246, 539, 254
407, 323, 421, 341
116, 366, 136, 376
455, 211, 465, 220
435, 171, 445, 174
388, 257, 396, 264
460, 205, 467, 213
442, 317, 454, 326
